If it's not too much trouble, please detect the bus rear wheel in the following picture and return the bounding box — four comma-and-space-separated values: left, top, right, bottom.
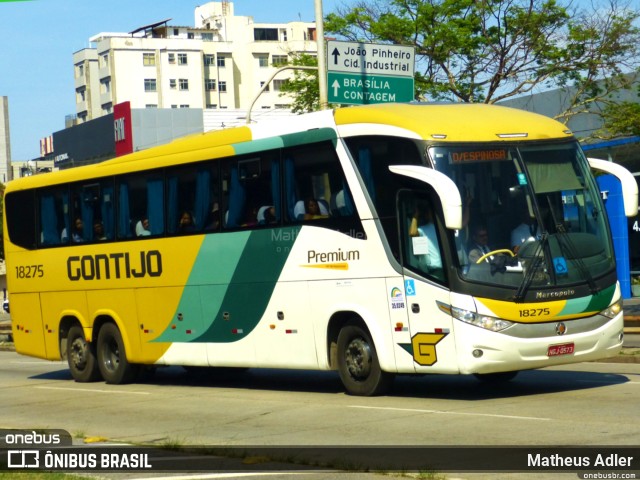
337, 324, 394, 396
97, 323, 139, 384
67, 325, 100, 382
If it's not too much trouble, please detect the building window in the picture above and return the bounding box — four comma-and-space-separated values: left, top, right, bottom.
279, 29, 288, 41
143, 53, 156, 66
307, 28, 317, 41
101, 78, 111, 94
100, 54, 108, 68
169, 79, 177, 89
272, 55, 288, 66
76, 88, 86, 102
258, 55, 269, 67
173, 28, 179, 36
274, 104, 290, 109
204, 54, 215, 66
201, 33, 213, 42
205, 79, 217, 91
259, 81, 270, 92
76, 64, 84, 78
206, 104, 217, 109
217, 55, 226, 67
180, 104, 189, 108
188, 32, 195, 39
144, 79, 157, 92
254, 28, 278, 41
178, 53, 188, 65
273, 79, 287, 91
168, 53, 175, 64
146, 104, 158, 108
179, 79, 189, 91
219, 81, 227, 93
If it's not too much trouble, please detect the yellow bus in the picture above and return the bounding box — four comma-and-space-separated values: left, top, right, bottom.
4, 103, 637, 396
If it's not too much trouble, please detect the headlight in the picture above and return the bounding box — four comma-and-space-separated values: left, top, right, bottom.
451, 306, 514, 332
601, 299, 623, 319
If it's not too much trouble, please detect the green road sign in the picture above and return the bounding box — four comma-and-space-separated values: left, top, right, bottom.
328, 72, 414, 105
326, 41, 415, 105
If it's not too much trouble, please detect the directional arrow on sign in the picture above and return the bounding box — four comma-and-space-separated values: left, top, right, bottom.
331, 47, 340, 65
332, 79, 340, 97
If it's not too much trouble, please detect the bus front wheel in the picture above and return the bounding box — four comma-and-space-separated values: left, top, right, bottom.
67, 325, 100, 382
97, 323, 139, 384
337, 324, 394, 396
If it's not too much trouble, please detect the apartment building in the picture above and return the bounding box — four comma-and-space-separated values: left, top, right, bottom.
72, 1, 317, 123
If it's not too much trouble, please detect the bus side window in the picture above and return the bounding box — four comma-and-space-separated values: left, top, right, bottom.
283, 141, 357, 226
39, 187, 68, 246
5, 190, 36, 250
222, 150, 280, 229
167, 161, 219, 234
118, 172, 165, 238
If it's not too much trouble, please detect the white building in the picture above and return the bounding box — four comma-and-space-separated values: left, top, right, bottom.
73, 1, 317, 123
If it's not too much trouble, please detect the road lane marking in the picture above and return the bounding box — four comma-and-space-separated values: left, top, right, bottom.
35, 386, 150, 395
349, 405, 550, 421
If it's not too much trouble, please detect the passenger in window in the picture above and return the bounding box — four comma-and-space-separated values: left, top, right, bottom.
257, 206, 277, 225
135, 217, 151, 236
263, 206, 277, 224
303, 198, 329, 220
178, 211, 196, 233
93, 221, 107, 241
71, 218, 85, 243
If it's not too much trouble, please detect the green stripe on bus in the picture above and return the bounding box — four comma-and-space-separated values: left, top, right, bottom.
155, 227, 301, 343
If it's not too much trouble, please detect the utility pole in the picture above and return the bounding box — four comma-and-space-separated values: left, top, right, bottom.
315, 0, 328, 110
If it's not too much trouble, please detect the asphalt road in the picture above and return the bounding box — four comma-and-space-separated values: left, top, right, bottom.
1, 350, 640, 479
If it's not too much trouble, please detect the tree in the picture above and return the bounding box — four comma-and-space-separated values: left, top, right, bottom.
277, 54, 321, 113
322, 0, 640, 137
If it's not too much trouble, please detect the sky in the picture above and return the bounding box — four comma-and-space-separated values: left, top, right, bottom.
0, 0, 341, 161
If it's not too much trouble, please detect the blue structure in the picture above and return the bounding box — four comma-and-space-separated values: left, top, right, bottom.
597, 174, 631, 298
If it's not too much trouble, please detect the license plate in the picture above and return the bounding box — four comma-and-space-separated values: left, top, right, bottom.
548, 343, 575, 357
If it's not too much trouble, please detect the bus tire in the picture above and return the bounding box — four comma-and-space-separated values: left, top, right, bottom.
67, 325, 101, 382
474, 371, 519, 383
337, 324, 394, 396
97, 323, 139, 384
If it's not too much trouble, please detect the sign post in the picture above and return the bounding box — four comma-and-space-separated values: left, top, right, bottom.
327, 40, 415, 105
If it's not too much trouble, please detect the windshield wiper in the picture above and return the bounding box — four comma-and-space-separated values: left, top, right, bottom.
514, 232, 548, 303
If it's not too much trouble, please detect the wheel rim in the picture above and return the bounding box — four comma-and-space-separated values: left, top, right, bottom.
70, 337, 88, 370
102, 337, 120, 373
345, 337, 372, 380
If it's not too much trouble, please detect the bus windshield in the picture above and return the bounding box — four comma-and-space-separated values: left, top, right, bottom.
430, 141, 614, 290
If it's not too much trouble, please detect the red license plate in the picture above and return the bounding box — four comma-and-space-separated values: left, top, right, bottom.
548, 343, 575, 357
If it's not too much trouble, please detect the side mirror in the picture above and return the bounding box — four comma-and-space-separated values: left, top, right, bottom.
389, 165, 462, 229
588, 157, 638, 217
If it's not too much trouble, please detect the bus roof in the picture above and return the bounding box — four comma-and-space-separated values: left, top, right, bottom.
6, 103, 572, 191
334, 103, 573, 142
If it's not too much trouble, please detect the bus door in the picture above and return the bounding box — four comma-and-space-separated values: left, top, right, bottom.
395, 190, 459, 374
